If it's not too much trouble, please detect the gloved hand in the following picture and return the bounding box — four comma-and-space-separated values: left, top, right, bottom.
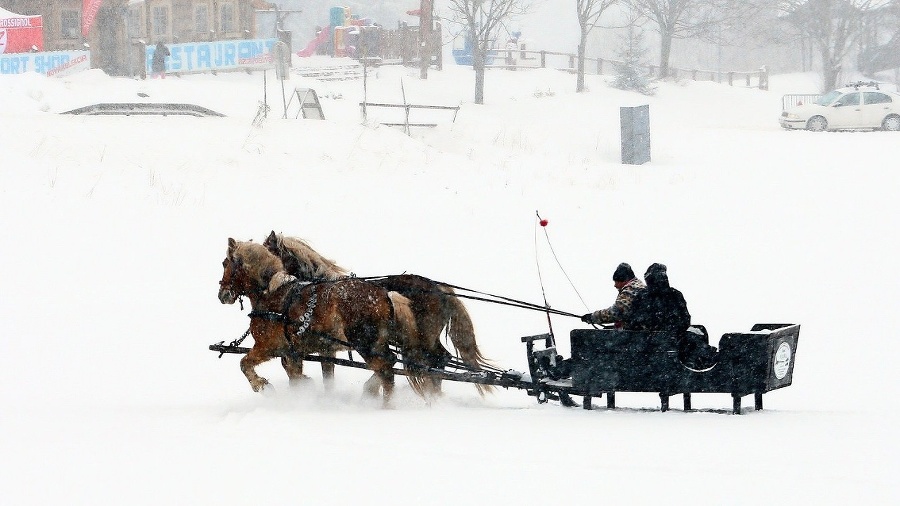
581, 313, 593, 324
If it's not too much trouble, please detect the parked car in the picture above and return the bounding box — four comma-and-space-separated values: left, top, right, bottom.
780, 82, 900, 132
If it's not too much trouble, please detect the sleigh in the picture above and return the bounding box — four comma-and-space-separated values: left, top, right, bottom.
522, 323, 799, 414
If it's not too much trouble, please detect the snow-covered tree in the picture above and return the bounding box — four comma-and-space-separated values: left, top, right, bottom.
612, 21, 657, 95
447, 0, 530, 104
575, 0, 619, 92
778, 0, 885, 91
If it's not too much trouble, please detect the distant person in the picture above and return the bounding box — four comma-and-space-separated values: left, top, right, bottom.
581, 262, 646, 328
151, 41, 170, 79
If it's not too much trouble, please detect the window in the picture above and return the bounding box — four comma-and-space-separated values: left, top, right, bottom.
61, 9, 79, 39
126, 8, 142, 38
835, 93, 860, 107
195, 5, 209, 34
220, 2, 235, 33
152, 6, 169, 37
816, 90, 842, 106
864, 92, 893, 105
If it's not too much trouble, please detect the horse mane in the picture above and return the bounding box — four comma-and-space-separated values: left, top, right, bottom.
269, 233, 349, 281
230, 239, 288, 290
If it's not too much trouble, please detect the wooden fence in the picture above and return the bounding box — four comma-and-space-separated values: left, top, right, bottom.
483, 49, 769, 90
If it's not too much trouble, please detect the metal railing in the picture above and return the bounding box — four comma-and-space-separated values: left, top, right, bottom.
781, 94, 821, 111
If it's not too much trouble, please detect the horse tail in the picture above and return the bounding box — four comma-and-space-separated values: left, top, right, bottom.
443, 289, 494, 396
388, 291, 430, 399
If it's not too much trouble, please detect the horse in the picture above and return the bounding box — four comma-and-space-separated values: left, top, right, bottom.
263, 231, 493, 395
217, 238, 427, 403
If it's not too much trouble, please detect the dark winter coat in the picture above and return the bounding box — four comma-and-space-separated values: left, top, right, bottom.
151, 43, 170, 73
587, 277, 646, 327
627, 263, 691, 333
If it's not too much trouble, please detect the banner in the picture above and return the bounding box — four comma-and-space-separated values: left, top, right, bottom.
0, 50, 90, 77
82, 0, 103, 37
145, 39, 277, 74
0, 9, 43, 54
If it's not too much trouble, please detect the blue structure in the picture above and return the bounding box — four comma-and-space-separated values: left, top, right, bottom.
452, 33, 496, 66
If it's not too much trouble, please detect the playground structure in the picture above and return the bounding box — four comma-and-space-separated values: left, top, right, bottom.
297, 7, 377, 58
296, 6, 440, 69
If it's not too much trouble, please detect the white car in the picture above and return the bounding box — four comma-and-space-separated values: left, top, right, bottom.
780, 83, 900, 132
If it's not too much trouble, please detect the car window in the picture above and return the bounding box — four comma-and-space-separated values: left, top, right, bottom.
816, 91, 842, 106
863, 92, 892, 105
834, 93, 860, 106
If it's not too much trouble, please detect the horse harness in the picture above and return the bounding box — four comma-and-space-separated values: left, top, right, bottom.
247, 279, 364, 364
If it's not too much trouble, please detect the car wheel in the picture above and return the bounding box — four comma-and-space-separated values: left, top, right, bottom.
807, 116, 828, 132
882, 114, 900, 132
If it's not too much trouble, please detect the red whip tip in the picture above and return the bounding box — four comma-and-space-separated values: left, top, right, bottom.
539, 219, 549, 227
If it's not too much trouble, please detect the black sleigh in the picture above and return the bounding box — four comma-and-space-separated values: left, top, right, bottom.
522, 323, 799, 414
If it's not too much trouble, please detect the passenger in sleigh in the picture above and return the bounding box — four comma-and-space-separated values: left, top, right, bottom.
579, 263, 716, 369
627, 263, 717, 369
580, 262, 646, 328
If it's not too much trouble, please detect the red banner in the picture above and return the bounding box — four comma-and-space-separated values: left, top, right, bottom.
0, 13, 43, 54
82, 0, 103, 37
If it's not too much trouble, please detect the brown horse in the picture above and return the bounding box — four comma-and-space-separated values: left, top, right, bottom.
217, 238, 425, 403
263, 231, 493, 395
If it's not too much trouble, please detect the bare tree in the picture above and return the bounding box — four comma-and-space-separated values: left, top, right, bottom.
447, 0, 530, 104
576, 0, 619, 92
779, 0, 882, 91
626, 0, 759, 79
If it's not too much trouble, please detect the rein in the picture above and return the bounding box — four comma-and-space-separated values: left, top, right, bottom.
355, 275, 581, 319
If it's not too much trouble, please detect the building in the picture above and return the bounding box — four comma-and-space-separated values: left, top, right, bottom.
124, 1, 264, 45
0, 0, 264, 76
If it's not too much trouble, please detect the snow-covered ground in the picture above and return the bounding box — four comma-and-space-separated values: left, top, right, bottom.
1, 59, 898, 504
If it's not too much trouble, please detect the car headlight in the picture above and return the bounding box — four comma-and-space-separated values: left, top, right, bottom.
782, 112, 801, 120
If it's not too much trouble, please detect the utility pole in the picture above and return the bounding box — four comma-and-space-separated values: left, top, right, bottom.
419, 0, 433, 79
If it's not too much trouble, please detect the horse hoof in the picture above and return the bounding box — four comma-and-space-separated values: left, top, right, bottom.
251, 379, 270, 392
288, 375, 313, 389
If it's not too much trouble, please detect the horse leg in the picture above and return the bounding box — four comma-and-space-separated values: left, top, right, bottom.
363, 373, 382, 397
280, 356, 311, 388
321, 360, 336, 391
368, 357, 395, 405
359, 348, 394, 405
240, 349, 272, 392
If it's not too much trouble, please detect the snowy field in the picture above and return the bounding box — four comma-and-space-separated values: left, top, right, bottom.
1, 58, 898, 504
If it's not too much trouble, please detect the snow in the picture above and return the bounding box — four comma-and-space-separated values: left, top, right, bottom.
1, 60, 898, 504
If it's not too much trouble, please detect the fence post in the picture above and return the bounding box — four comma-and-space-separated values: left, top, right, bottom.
691, 69, 697, 81
597, 58, 602, 75
569, 54, 575, 70
759, 65, 769, 90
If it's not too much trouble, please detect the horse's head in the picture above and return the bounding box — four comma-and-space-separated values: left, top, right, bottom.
218, 238, 285, 304
264, 230, 348, 281
263, 230, 285, 260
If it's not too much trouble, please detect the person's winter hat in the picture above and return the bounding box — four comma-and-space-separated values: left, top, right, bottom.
612, 262, 636, 282
644, 263, 670, 290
